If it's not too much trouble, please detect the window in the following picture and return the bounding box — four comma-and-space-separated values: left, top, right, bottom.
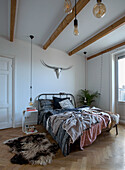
118, 55, 125, 102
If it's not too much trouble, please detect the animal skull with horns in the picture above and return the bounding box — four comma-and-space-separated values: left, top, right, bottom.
40, 60, 72, 79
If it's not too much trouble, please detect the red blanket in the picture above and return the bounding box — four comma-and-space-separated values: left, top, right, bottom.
80, 115, 109, 149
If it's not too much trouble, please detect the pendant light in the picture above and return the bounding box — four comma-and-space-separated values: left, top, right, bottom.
84, 51, 87, 90
74, 0, 79, 36
83, 53, 87, 105
93, 0, 106, 18
29, 35, 34, 106
64, 0, 72, 14
83, 52, 87, 105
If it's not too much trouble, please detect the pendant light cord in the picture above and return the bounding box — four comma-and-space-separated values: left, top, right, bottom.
84, 52, 87, 89
75, 0, 76, 18
29, 35, 34, 103
30, 37, 32, 99
100, 55, 103, 95
98, 55, 103, 106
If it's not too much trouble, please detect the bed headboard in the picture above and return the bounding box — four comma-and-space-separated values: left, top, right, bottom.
38, 92, 76, 108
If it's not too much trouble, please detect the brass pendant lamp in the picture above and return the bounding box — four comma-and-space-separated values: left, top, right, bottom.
73, 0, 79, 36
93, 0, 106, 18
64, 0, 72, 14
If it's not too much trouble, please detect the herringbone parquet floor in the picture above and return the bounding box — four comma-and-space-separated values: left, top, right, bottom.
0, 124, 125, 170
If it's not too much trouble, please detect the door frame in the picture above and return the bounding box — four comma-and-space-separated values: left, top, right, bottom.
0, 54, 15, 128
115, 52, 125, 107
110, 48, 125, 123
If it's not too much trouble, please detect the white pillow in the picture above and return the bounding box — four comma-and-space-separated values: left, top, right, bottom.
59, 99, 74, 109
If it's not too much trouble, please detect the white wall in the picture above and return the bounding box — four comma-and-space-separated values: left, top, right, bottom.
0, 36, 85, 127
87, 46, 125, 112
87, 53, 110, 111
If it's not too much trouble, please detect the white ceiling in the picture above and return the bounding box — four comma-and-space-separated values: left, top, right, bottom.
0, 0, 125, 57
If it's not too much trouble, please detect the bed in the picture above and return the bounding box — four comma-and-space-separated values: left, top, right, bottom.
37, 92, 119, 156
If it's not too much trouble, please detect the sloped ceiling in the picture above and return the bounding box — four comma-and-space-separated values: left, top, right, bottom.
0, 0, 125, 57
0, 0, 9, 38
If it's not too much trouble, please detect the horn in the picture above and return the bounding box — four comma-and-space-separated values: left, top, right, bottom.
55, 68, 62, 79
61, 66, 72, 70
40, 60, 73, 79
40, 60, 57, 69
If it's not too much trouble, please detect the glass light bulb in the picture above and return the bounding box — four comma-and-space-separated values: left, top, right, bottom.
93, 2, 106, 18
74, 19, 79, 36
29, 97, 33, 106
74, 25, 79, 36
29, 101, 33, 106
64, 0, 72, 14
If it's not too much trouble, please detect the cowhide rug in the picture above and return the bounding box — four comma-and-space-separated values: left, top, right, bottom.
4, 133, 59, 166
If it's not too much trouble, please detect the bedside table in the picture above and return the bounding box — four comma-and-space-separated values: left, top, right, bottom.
22, 110, 38, 134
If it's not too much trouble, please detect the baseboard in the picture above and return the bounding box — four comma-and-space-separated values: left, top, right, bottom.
119, 119, 125, 125
14, 122, 22, 128
14, 121, 37, 128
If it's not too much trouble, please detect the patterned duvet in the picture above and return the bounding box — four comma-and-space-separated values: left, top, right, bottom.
38, 107, 119, 156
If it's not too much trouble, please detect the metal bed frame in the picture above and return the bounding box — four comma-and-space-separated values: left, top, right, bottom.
38, 92, 76, 120
37, 92, 118, 156
37, 92, 118, 135
38, 92, 76, 107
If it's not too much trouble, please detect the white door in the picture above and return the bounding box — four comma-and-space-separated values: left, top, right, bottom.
0, 56, 12, 129
115, 52, 125, 121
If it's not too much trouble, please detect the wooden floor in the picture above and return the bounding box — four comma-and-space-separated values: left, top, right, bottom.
0, 124, 125, 170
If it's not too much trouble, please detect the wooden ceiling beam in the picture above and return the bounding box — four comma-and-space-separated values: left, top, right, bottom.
43, 0, 90, 50
68, 16, 125, 56
87, 41, 125, 60
10, 0, 17, 42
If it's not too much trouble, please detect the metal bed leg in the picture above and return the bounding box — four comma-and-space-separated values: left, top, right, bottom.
115, 124, 118, 135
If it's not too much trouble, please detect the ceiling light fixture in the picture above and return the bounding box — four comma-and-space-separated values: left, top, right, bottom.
93, 0, 106, 18
74, 0, 79, 36
64, 0, 72, 14
29, 35, 34, 106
